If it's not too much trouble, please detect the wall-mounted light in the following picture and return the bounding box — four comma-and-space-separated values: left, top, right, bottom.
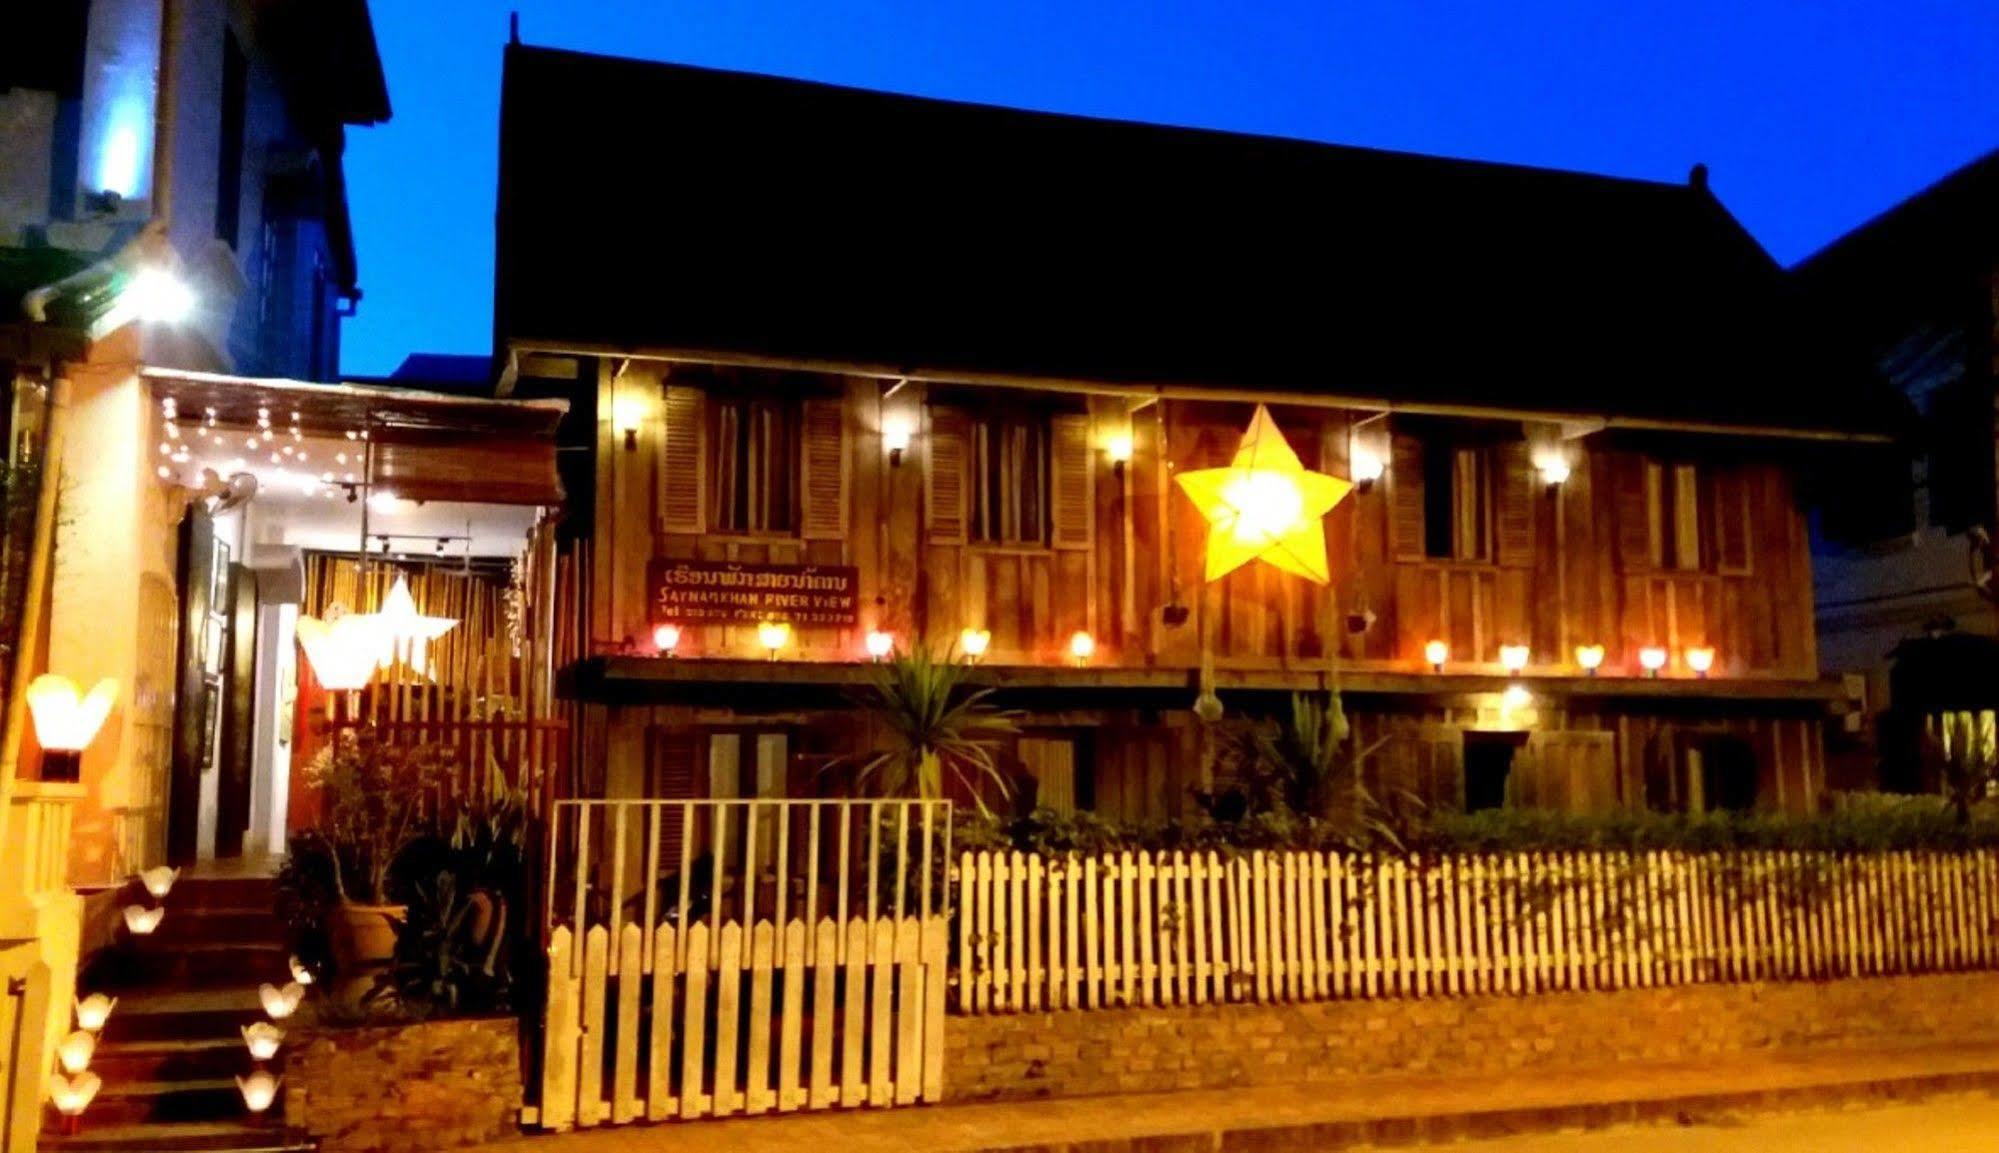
122, 905, 163, 935
758, 619, 791, 660
1574, 644, 1605, 676
242, 1022, 284, 1062
1533, 449, 1572, 488
611, 392, 647, 452
139, 865, 178, 900
1069, 630, 1096, 666
1424, 640, 1449, 673
1350, 447, 1386, 492
1501, 683, 1533, 711
865, 629, 894, 662
26, 675, 118, 782
56, 1030, 95, 1076
1499, 644, 1530, 674
1105, 431, 1134, 477
74, 994, 116, 1033
960, 628, 991, 663
653, 623, 681, 658
123, 267, 194, 325
1685, 646, 1716, 678
237, 1071, 281, 1114
883, 415, 913, 467
1638, 646, 1668, 678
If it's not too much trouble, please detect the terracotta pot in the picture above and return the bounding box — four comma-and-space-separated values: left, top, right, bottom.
328, 901, 404, 971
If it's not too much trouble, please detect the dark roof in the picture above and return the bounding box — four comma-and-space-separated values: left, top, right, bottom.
1792, 149, 1999, 349
496, 44, 1899, 438
387, 353, 494, 390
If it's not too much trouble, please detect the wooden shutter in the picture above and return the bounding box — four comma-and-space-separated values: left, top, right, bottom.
1389, 433, 1426, 561
658, 385, 706, 534
653, 728, 700, 869
1523, 730, 1617, 812
1493, 440, 1535, 567
1049, 413, 1094, 550
1671, 464, 1702, 571
1712, 466, 1753, 575
1613, 452, 1654, 572
1019, 736, 1078, 815
925, 405, 969, 544
798, 397, 848, 540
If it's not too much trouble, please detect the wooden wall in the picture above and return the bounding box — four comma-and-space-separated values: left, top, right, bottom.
587, 362, 1819, 682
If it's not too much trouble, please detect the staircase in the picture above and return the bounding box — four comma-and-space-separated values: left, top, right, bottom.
43, 875, 313, 1153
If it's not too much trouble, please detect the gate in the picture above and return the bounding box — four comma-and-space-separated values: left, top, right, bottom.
534, 799, 951, 1128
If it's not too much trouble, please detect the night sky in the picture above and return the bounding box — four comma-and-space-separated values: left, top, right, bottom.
340, 0, 1999, 376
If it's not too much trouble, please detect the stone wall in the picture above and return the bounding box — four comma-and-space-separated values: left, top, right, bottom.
945, 972, 1999, 1102
286, 1016, 523, 1153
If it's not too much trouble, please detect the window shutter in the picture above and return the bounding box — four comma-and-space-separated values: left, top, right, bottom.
1389, 434, 1426, 561
925, 405, 969, 544
1049, 413, 1094, 550
659, 385, 706, 534
1614, 453, 1654, 572
798, 397, 848, 540
1494, 440, 1534, 568
1712, 466, 1753, 576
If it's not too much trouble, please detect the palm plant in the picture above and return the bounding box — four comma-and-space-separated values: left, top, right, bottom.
1205, 691, 1396, 850
853, 643, 1018, 811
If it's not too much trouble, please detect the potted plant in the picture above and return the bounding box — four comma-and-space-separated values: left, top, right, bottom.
299, 728, 441, 973
853, 643, 1019, 810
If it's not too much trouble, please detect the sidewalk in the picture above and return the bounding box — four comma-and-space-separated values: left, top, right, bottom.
485, 1041, 1999, 1152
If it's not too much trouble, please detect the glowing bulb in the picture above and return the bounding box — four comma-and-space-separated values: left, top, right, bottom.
1501, 683, 1533, 711
49, 1071, 101, 1117
1639, 646, 1668, 676
1499, 644, 1530, 673
653, 623, 681, 656
139, 865, 178, 899
122, 267, 195, 324
288, 956, 314, 986
366, 489, 403, 513
960, 628, 991, 662
1105, 431, 1134, 465
1069, 630, 1096, 664
882, 416, 913, 456
74, 994, 116, 1032
236, 1071, 281, 1113
1575, 644, 1605, 674
757, 620, 791, 658
1686, 646, 1716, 677
1350, 447, 1386, 484
56, 1030, 95, 1075
242, 1022, 284, 1061
123, 905, 163, 935
1218, 470, 1307, 548
258, 982, 304, 1021
1424, 640, 1449, 672
1534, 450, 1572, 486
611, 392, 647, 448
865, 629, 894, 661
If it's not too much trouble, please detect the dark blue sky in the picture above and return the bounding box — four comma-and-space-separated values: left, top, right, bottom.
341, 0, 1999, 376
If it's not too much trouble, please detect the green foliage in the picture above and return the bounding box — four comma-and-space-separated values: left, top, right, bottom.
302, 728, 444, 904
853, 643, 1018, 811
959, 793, 1999, 857
1201, 693, 1398, 851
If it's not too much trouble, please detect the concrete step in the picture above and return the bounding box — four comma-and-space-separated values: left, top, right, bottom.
170, 877, 279, 911
60, 1077, 247, 1126
149, 907, 289, 948
94, 987, 273, 1044
40, 1119, 308, 1152
90, 942, 293, 991
91, 1037, 261, 1082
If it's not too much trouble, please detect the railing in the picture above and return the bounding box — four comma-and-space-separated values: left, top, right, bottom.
536, 799, 952, 1131
0, 783, 82, 935
956, 848, 1999, 1013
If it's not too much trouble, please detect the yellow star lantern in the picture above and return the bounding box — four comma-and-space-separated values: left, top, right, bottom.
1175, 405, 1353, 584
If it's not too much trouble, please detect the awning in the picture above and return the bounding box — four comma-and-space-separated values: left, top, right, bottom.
141, 366, 569, 505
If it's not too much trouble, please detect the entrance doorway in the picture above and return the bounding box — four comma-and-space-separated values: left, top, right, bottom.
1463, 732, 1521, 811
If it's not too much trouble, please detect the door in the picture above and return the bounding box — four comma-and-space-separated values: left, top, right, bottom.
216, 564, 259, 858
1519, 730, 1618, 812
166, 509, 217, 864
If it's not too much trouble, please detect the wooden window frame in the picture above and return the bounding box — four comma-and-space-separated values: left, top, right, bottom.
1422, 441, 1495, 563
708, 391, 803, 537
970, 406, 1052, 547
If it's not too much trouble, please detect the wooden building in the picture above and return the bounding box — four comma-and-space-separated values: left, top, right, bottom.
495, 43, 1901, 820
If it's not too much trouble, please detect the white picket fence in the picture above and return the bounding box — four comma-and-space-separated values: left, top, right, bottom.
955, 848, 1999, 1012
536, 799, 953, 1131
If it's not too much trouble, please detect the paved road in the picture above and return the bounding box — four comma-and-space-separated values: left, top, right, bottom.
1442, 1096, 1999, 1152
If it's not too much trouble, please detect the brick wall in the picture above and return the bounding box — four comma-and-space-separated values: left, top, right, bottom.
945, 972, 1999, 1102
287, 1016, 523, 1153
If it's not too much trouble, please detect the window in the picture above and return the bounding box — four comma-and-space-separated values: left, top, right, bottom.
971, 409, 1049, 545
216, 30, 247, 248
1421, 442, 1493, 561
1617, 455, 1752, 575
1648, 461, 1704, 571
709, 394, 799, 534
1462, 732, 1517, 812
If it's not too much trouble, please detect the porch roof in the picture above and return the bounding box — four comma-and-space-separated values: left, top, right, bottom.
561, 656, 1848, 714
